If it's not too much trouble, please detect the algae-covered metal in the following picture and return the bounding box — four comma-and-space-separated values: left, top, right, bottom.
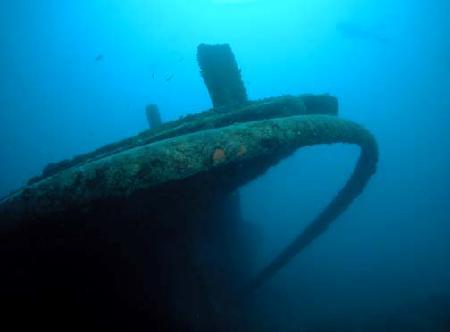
0, 94, 341, 222
0, 44, 378, 331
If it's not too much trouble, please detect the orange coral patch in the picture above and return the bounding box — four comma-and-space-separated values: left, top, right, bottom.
212, 148, 226, 163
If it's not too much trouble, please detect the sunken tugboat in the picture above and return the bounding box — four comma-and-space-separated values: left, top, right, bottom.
0, 44, 378, 331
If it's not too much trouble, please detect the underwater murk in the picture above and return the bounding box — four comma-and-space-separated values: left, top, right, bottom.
0, 1, 449, 331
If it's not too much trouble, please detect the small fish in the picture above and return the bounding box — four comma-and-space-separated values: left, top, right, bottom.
165, 74, 174, 82
95, 54, 104, 61
151, 72, 155, 80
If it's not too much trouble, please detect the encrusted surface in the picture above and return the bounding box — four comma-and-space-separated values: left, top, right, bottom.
26, 94, 337, 185
0, 113, 376, 223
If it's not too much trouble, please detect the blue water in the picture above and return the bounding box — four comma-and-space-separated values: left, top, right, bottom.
1, 0, 449, 330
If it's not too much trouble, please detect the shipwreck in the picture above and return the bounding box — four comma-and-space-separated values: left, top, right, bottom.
0, 44, 378, 331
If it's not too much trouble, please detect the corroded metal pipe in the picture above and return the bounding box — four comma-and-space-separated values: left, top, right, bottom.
146, 104, 162, 129
245, 118, 378, 293
197, 43, 248, 109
